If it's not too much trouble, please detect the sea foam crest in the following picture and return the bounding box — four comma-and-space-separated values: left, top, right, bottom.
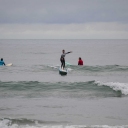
0, 119, 128, 128
95, 81, 128, 95
0, 119, 17, 128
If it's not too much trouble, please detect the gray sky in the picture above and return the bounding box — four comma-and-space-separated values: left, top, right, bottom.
0, 0, 128, 39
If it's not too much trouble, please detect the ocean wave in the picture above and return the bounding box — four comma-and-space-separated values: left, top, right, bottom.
46, 65, 128, 74
95, 81, 128, 95
1, 64, 128, 74
0, 81, 128, 98
68, 65, 128, 72
0, 118, 128, 128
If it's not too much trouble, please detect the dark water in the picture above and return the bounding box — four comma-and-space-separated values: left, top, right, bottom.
0, 39, 128, 128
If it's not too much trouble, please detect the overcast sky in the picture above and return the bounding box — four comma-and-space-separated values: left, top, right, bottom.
0, 0, 128, 39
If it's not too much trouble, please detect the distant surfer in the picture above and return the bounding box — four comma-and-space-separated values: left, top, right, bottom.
78, 57, 83, 65
60, 50, 72, 69
0, 58, 5, 66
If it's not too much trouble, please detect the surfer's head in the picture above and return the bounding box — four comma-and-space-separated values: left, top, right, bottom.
62, 50, 65, 53
1, 58, 3, 61
79, 57, 81, 60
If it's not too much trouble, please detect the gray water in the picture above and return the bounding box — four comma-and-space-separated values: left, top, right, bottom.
0, 39, 128, 128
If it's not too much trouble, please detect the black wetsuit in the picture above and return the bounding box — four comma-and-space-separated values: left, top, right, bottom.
60, 52, 71, 69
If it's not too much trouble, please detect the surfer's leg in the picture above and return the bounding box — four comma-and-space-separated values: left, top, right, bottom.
61, 61, 63, 68
61, 59, 64, 69
63, 59, 65, 69
60, 58, 63, 68
62, 61, 64, 69
61, 63, 63, 69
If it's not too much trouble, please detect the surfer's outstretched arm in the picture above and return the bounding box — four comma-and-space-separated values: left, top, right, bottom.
65, 51, 72, 54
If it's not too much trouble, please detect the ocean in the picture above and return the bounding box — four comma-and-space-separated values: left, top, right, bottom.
0, 39, 128, 128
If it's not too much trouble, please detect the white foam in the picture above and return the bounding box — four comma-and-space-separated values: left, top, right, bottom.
95, 81, 128, 95
48, 65, 59, 69
67, 68, 73, 72
0, 119, 128, 128
0, 119, 18, 128
0, 123, 128, 128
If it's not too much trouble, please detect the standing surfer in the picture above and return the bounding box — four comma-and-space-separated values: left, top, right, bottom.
60, 50, 72, 69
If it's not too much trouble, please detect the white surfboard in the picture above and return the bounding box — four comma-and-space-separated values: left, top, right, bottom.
6, 63, 13, 66
59, 67, 68, 75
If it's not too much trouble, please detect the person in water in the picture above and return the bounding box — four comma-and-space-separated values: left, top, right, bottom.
0, 58, 5, 66
60, 50, 72, 69
78, 57, 83, 65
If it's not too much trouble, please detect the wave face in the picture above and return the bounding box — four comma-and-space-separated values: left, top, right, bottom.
0, 80, 128, 98
46, 64, 128, 74
66, 65, 128, 72
0, 118, 128, 128
2, 64, 128, 74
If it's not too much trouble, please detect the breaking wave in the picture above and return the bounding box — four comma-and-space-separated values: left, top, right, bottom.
0, 80, 128, 98
0, 118, 128, 128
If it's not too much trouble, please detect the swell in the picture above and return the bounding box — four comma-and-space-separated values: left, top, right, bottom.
0, 118, 128, 128
1, 64, 128, 74
46, 65, 128, 75
0, 118, 63, 125
66, 65, 128, 72
0, 81, 128, 98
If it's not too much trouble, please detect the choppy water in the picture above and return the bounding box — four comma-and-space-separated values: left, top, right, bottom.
0, 39, 128, 128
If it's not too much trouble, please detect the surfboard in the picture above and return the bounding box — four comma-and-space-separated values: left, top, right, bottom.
59, 67, 68, 75
6, 63, 13, 66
